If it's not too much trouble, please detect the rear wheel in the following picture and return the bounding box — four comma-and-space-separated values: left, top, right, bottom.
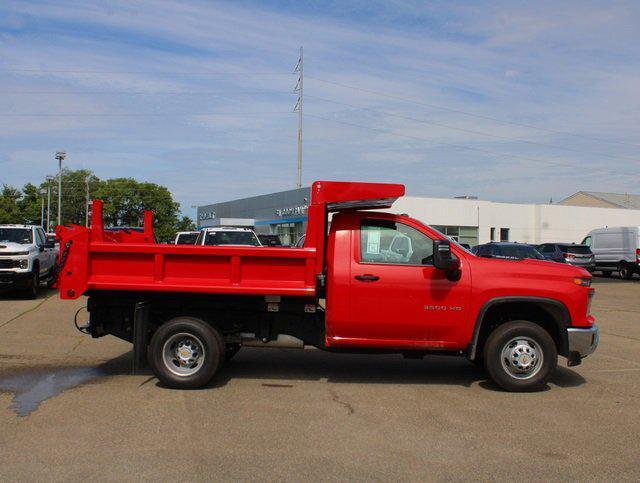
148, 317, 224, 389
618, 263, 633, 280
484, 320, 557, 392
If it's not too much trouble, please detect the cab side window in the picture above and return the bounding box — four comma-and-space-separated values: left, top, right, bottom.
582, 236, 591, 247
361, 219, 434, 265
34, 229, 45, 247
37, 228, 48, 246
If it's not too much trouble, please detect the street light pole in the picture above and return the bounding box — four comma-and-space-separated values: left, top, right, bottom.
46, 175, 54, 232
55, 151, 66, 227
85, 177, 90, 227
39, 189, 46, 228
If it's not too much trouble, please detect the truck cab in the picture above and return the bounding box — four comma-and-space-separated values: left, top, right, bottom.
57, 181, 598, 392
0, 224, 58, 298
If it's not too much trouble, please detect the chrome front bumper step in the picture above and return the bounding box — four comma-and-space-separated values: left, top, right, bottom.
567, 325, 599, 365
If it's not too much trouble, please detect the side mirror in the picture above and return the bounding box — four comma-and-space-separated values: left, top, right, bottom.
433, 239, 462, 281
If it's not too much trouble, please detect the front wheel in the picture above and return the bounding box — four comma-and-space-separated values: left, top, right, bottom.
21, 269, 39, 299
484, 320, 557, 392
148, 317, 224, 389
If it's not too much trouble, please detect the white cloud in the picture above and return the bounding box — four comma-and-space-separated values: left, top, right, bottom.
0, 0, 638, 211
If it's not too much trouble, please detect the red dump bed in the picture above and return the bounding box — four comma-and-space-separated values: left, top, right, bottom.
55, 181, 404, 300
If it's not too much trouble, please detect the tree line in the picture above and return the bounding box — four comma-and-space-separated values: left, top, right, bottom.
0, 169, 195, 242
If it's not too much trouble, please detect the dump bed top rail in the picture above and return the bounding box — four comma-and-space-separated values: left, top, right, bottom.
55, 181, 404, 299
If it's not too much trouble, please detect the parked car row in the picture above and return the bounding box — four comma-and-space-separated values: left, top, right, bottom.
469, 225, 639, 280
174, 228, 293, 247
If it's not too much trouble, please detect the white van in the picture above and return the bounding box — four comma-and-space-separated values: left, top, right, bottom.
582, 226, 640, 279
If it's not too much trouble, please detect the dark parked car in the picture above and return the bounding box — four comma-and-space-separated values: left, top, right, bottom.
471, 242, 546, 261
257, 234, 283, 246
536, 243, 595, 272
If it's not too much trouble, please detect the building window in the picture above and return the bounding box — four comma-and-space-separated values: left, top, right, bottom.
273, 222, 304, 246
432, 225, 478, 247
490, 227, 496, 241
500, 228, 510, 241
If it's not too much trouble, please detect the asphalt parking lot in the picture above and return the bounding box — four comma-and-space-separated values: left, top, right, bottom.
0, 277, 639, 481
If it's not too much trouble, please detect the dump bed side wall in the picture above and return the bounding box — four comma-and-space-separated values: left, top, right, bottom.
56, 235, 318, 299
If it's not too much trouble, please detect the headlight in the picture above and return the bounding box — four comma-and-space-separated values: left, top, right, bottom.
574, 277, 591, 287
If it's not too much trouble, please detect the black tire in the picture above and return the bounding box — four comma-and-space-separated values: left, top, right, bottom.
484, 320, 557, 392
148, 317, 224, 389
22, 268, 39, 299
600, 270, 612, 277
224, 343, 241, 362
618, 263, 633, 280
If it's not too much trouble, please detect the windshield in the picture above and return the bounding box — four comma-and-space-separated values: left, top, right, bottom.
176, 233, 199, 245
204, 231, 261, 246
495, 244, 544, 260
0, 228, 32, 244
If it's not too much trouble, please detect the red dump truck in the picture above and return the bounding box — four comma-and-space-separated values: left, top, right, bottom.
56, 181, 598, 392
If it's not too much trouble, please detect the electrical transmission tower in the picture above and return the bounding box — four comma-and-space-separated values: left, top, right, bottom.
294, 47, 303, 189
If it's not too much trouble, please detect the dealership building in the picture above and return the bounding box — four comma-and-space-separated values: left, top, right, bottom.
197, 188, 640, 246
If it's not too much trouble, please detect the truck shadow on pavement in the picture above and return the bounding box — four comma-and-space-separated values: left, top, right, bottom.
0, 349, 586, 416
204, 349, 586, 392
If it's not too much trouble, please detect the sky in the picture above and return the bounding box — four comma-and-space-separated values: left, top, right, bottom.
0, 0, 639, 218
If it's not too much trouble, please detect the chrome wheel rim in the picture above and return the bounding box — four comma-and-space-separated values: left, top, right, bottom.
500, 336, 543, 380
162, 332, 205, 377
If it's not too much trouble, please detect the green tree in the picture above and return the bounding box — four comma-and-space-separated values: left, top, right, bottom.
17, 183, 43, 226
0, 185, 22, 224
176, 216, 196, 232
48, 168, 100, 228
2, 170, 187, 241
92, 178, 181, 242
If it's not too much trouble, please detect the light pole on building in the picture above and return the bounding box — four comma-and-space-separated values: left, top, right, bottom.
55, 151, 66, 227
191, 205, 198, 227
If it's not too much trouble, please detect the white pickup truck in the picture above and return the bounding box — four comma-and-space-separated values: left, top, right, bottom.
0, 225, 59, 298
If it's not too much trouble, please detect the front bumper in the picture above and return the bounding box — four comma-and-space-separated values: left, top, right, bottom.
567, 261, 596, 271
0, 270, 33, 290
566, 325, 599, 365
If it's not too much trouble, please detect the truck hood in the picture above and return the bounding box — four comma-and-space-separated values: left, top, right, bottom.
0, 242, 33, 255
472, 255, 590, 278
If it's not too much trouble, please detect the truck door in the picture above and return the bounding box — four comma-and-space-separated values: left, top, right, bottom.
329, 216, 471, 349
34, 228, 50, 275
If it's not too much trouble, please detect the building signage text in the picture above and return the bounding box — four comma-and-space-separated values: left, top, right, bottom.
199, 210, 216, 221
275, 205, 308, 217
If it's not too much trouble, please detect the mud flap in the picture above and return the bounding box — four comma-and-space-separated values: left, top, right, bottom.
132, 301, 151, 374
